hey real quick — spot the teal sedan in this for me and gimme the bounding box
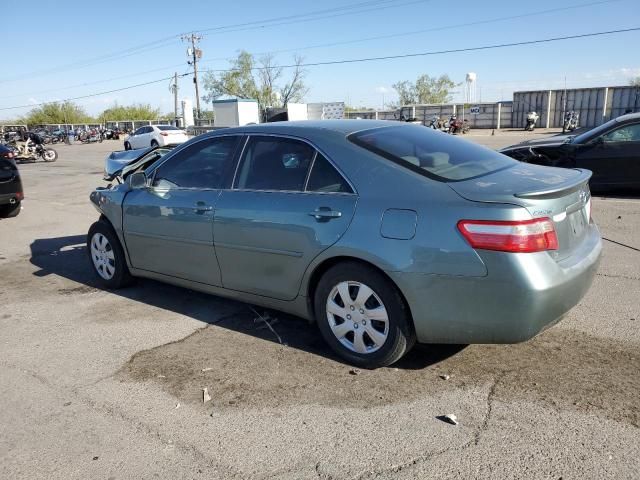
[88,121,601,368]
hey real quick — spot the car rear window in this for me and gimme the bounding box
[348,125,516,181]
[157,126,181,131]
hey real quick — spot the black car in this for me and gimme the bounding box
[501,113,640,192]
[0,145,23,218]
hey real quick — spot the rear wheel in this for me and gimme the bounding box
[0,201,21,218]
[314,262,415,368]
[124,141,131,150]
[87,221,133,289]
[150,140,159,147]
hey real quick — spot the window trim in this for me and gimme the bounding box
[149,134,243,191]
[230,133,356,195]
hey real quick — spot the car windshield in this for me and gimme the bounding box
[157,126,181,131]
[348,125,516,181]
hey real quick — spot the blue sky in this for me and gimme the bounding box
[1,0,639,119]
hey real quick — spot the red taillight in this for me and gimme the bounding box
[160,132,169,136]
[2,151,15,159]
[457,218,558,253]
[15,191,24,201]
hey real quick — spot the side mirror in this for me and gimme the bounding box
[592,136,605,146]
[128,172,147,189]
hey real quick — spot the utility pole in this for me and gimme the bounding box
[171,72,179,126]
[181,33,202,120]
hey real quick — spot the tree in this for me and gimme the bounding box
[202,51,308,109]
[392,74,458,106]
[98,103,160,122]
[20,101,92,125]
[630,77,640,87]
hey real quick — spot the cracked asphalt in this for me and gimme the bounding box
[1,131,638,479]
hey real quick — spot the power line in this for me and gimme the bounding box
[7,0,621,101]
[0,0,417,83]
[2,27,638,112]
[199,27,640,73]
[219,0,622,60]
[0,74,189,111]
[194,0,427,36]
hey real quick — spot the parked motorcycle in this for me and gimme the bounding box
[447,115,470,134]
[79,128,103,144]
[525,111,539,131]
[563,111,579,133]
[427,115,448,131]
[9,132,58,162]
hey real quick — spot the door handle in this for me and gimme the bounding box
[309,207,342,221]
[193,201,213,213]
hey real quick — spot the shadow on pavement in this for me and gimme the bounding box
[29,234,465,371]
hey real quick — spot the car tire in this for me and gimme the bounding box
[150,140,159,147]
[87,221,133,289]
[124,141,131,150]
[0,201,21,218]
[314,262,416,369]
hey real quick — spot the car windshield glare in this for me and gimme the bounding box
[348,125,516,181]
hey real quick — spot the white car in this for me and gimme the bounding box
[124,125,188,150]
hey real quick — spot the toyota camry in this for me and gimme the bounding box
[88,120,601,368]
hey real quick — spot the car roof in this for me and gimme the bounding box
[205,119,401,137]
[615,112,640,122]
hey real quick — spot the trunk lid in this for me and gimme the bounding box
[448,163,592,261]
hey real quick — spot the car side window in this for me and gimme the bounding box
[234,136,315,191]
[306,154,353,193]
[602,123,640,143]
[152,136,240,190]
[133,127,144,136]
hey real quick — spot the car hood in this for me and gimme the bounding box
[104,148,153,180]
[500,135,573,152]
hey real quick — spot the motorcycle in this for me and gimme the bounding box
[427,115,448,131]
[9,133,58,163]
[563,111,579,133]
[525,111,539,131]
[447,115,470,134]
[79,128,103,144]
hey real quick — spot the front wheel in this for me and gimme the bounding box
[87,221,133,289]
[314,262,415,368]
[42,149,58,162]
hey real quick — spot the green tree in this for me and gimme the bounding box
[630,76,640,87]
[202,51,307,109]
[391,74,458,106]
[20,101,93,125]
[98,103,160,122]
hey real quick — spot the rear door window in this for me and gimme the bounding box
[348,125,516,181]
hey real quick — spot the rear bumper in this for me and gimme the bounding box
[0,191,21,206]
[388,223,602,344]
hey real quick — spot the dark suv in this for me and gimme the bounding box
[0,145,23,218]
